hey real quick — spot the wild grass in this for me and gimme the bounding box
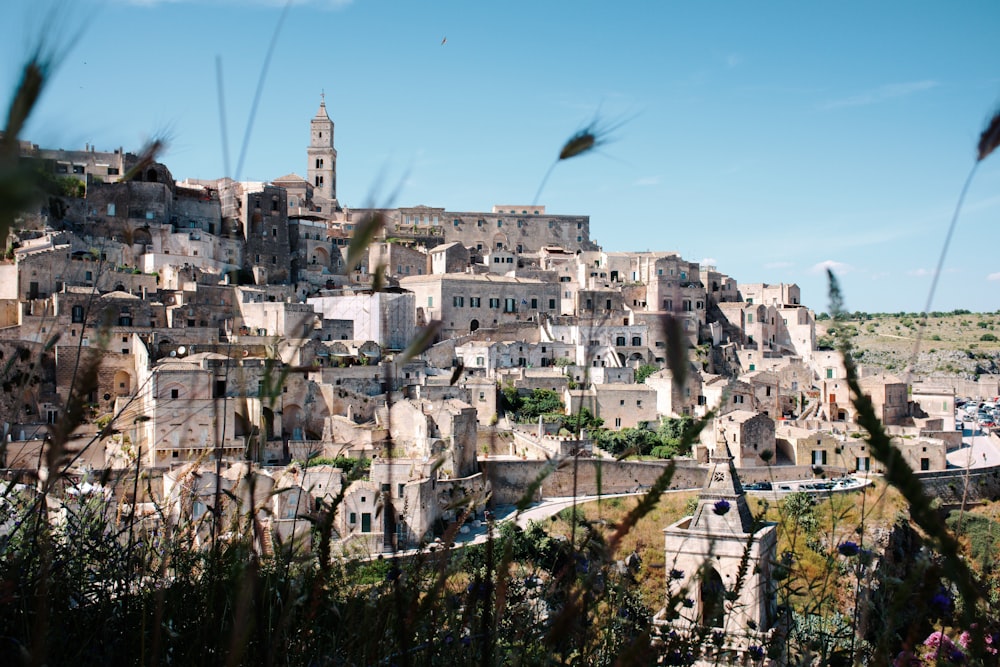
[4,13,1000,667]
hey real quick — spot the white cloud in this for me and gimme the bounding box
[633,176,659,187]
[907,268,933,277]
[820,80,939,110]
[988,272,1000,281]
[810,260,853,275]
[700,257,717,267]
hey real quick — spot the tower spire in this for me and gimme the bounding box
[688,442,756,534]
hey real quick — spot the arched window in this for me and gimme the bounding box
[700,567,726,628]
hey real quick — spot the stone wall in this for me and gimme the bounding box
[480,459,706,505]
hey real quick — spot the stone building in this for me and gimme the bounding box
[644,365,703,418]
[17,140,130,188]
[346,203,595,255]
[428,242,470,275]
[653,445,779,663]
[307,291,414,350]
[370,241,428,280]
[241,185,291,284]
[399,273,560,338]
[714,410,776,467]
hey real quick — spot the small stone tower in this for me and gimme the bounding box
[653,444,780,663]
[307,94,337,212]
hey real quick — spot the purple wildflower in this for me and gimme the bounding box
[670,568,685,580]
[682,597,694,608]
[747,645,765,660]
[713,499,731,516]
[930,588,954,618]
[837,541,860,557]
[949,648,966,663]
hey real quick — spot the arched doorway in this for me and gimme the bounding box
[700,567,725,628]
[262,407,276,440]
[113,370,132,397]
[282,404,302,440]
[470,319,479,332]
[313,246,330,266]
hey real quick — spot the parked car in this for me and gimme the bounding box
[744,481,772,491]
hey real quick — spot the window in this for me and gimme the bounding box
[548,299,556,309]
[857,457,870,471]
[349,512,356,524]
[361,513,372,533]
[504,298,516,313]
[497,220,503,227]
[616,336,626,346]
[85,271,93,281]
[747,313,754,324]
[453,296,464,307]
[470,297,481,307]
[663,299,672,310]
[615,417,622,428]
[72,305,84,323]
[826,368,834,379]
[476,356,485,366]
[733,395,745,404]
[171,389,179,399]
[632,336,641,346]
[812,450,827,465]
[530,298,538,309]
[489,298,500,308]
[428,296,433,308]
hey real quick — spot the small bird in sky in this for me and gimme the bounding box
[441,37,447,45]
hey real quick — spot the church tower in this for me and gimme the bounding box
[307,94,337,212]
[653,444,781,664]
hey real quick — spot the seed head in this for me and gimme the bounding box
[978,109,1000,162]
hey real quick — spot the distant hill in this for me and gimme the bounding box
[816,311,1000,378]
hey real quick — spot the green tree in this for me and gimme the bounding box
[518,388,564,420]
[634,363,658,384]
[561,406,603,434]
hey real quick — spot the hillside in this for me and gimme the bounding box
[816,312,1000,379]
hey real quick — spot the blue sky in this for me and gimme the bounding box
[4,0,1000,313]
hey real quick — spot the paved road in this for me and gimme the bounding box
[946,426,1000,469]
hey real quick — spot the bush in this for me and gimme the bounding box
[980,333,998,342]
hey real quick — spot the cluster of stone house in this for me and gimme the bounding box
[0,98,961,554]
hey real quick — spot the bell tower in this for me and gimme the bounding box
[307,93,337,212]
[652,444,782,663]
